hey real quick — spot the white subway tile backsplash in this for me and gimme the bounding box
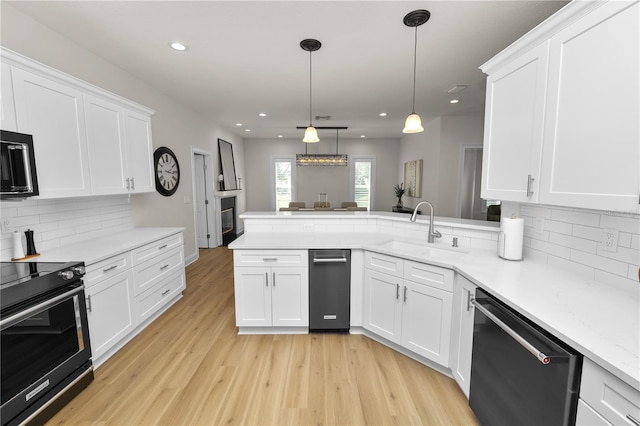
[572,224,602,241]
[570,250,629,277]
[530,239,571,259]
[544,219,573,235]
[550,208,600,227]
[596,246,640,267]
[0,195,133,261]
[600,214,640,234]
[618,232,632,248]
[548,233,597,254]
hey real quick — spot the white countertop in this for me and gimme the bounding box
[229,231,640,391]
[22,227,185,265]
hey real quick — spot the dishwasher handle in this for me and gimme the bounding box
[472,298,551,365]
[313,257,347,264]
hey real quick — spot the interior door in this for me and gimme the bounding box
[194,154,210,248]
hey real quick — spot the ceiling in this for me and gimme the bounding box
[6,1,568,140]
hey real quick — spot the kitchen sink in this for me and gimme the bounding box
[376,239,468,261]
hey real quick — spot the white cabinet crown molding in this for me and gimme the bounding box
[0,47,155,117]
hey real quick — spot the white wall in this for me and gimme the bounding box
[244,137,400,211]
[398,115,485,217]
[1,4,246,263]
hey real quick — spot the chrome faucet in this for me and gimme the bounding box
[410,201,442,243]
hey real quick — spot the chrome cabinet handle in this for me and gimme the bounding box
[396,283,400,300]
[466,291,474,312]
[86,295,92,313]
[126,177,130,190]
[160,264,169,270]
[103,265,118,273]
[403,286,408,302]
[526,174,535,197]
[472,299,551,365]
[131,177,135,191]
[263,258,277,262]
[265,272,268,287]
[272,272,276,287]
[627,415,640,426]
[161,289,171,296]
[158,244,168,250]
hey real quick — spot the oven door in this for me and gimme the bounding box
[1,285,92,425]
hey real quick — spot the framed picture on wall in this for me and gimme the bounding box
[404,159,422,198]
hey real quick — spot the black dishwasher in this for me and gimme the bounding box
[308,249,350,332]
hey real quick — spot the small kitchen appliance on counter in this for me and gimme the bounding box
[0,261,93,426]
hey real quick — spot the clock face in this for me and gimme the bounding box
[154,147,180,196]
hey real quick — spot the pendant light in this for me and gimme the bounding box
[402,10,430,134]
[300,39,321,143]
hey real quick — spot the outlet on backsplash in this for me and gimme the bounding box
[600,228,619,253]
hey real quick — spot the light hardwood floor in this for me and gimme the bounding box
[48,247,478,425]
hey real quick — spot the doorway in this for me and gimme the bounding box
[457,145,486,220]
[191,148,216,251]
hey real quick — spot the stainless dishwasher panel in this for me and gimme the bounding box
[308,249,351,332]
[469,288,582,426]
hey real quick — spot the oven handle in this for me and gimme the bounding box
[471,299,551,365]
[0,286,84,330]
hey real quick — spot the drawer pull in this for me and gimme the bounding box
[628,415,640,426]
[160,264,169,270]
[103,265,118,273]
[265,272,269,287]
[161,289,171,296]
[86,296,92,312]
[396,283,400,300]
[158,244,168,250]
[262,257,277,262]
[403,285,408,302]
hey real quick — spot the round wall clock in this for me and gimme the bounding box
[154,147,180,196]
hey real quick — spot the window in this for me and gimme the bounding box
[271,156,296,210]
[350,156,375,210]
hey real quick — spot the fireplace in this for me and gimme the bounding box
[220,196,237,246]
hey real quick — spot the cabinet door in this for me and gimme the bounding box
[1,63,17,131]
[271,267,308,327]
[540,1,640,213]
[481,42,549,203]
[363,269,402,343]
[450,275,476,398]
[84,94,128,195]
[123,110,154,193]
[85,269,136,360]
[401,280,453,366]
[234,267,271,327]
[12,68,91,197]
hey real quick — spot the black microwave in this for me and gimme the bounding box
[1,130,39,199]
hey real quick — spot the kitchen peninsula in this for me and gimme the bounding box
[229,210,640,414]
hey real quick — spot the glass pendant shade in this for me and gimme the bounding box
[402,113,424,133]
[303,126,320,143]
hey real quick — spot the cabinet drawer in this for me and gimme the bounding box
[132,233,183,265]
[364,251,403,278]
[85,252,133,286]
[233,250,308,267]
[580,358,640,426]
[576,399,612,426]
[134,270,185,324]
[404,260,454,292]
[133,247,184,296]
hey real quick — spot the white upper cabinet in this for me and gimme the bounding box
[2,47,155,199]
[123,110,154,193]
[539,0,639,212]
[481,42,549,203]
[481,0,639,213]
[12,67,92,198]
[84,95,154,195]
[1,63,17,131]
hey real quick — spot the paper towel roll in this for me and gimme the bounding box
[498,216,524,261]
[12,231,25,260]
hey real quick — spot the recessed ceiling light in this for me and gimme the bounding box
[450,99,460,104]
[379,112,388,117]
[258,113,267,117]
[244,129,251,132]
[277,135,284,138]
[169,42,188,51]
[360,135,366,138]
[236,123,243,127]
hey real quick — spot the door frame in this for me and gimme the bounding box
[191,146,217,259]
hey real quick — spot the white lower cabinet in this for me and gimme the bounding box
[85,269,135,361]
[233,250,309,329]
[83,231,185,366]
[449,274,477,398]
[363,251,454,367]
[578,357,640,426]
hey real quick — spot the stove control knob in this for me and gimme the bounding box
[59,270,75,280]
[73,266,86,276]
